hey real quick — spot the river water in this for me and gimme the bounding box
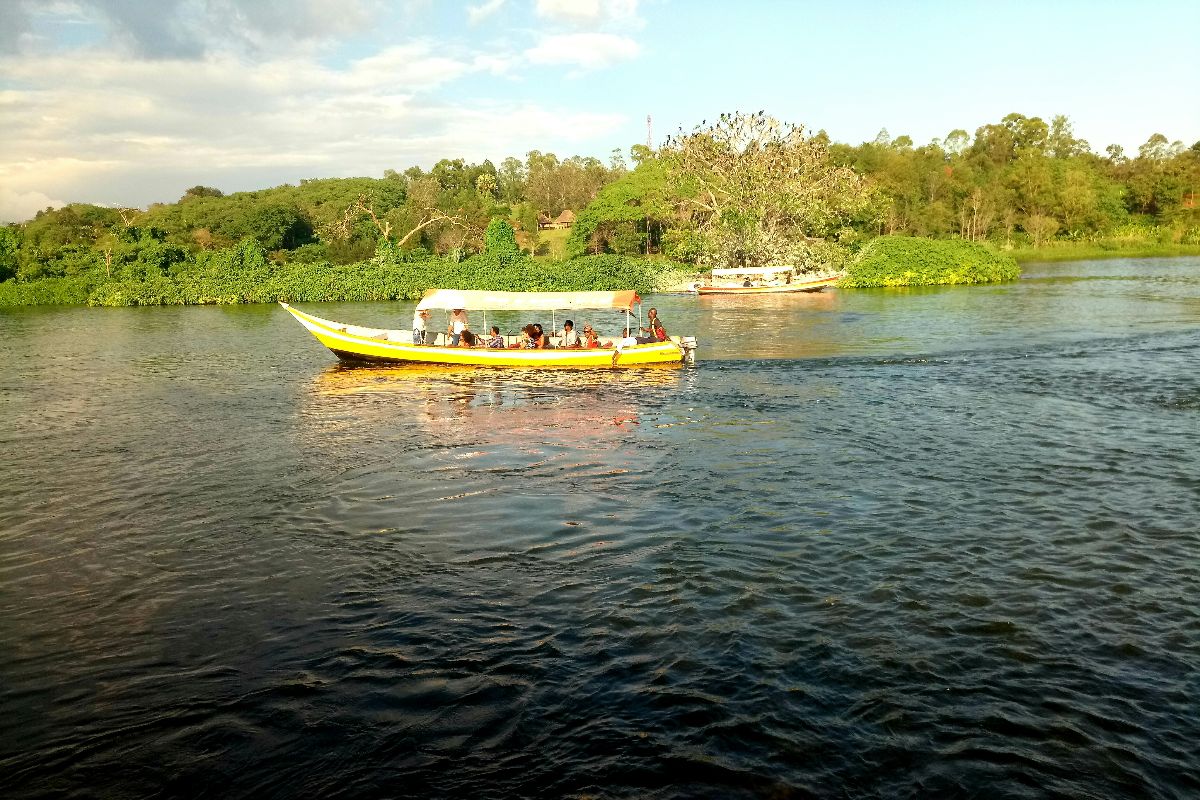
[2,257,1198,799]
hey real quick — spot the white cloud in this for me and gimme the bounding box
[0,39,629,211]
[346,43,476,89]
[525,32,638,69]
[0,187,65,224]
[467,0,506,25]
[535,0,641,29]
[5,0,380,59]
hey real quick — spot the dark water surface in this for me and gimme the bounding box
[2,258,1199,799]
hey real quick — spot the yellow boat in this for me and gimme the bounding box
[280,289,698,368]
[693,266,840,295]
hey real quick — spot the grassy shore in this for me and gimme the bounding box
[1007,242,1200,263]
[532,227,571,260]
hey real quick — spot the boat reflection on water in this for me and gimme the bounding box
[696,288,837,311]
[310,362,686,398]
[302,363,688,449]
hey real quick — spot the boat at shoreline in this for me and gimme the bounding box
[281,289,698,368]
[692,266,841,295]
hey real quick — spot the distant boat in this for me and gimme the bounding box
[281,289,698,368]
[692,266,840,295]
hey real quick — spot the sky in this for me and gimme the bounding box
[1,0,1198,223]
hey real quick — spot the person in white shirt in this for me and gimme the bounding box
[412,308,431,344]
[559,320,581,348]
[447,308,468,346]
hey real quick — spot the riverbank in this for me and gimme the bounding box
[6,238,1200,308]
[1009,242,1200,262]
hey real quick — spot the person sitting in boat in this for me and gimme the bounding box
[532,323,548,349]
[559,320,581,349]
[459,329,479,347]
[518,323,541,349]
[412,308,431,345]
[639,308,662,339]
[652,321,668,342]
[582,325,614,348]
[486,326,504,348]
[626,325,654,345]
[447,308,469,346]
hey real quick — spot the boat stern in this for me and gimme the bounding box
[679,336,698,365]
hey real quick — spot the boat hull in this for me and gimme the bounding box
[695,278,837,295]
[281,303,687,368]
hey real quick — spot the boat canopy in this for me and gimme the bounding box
[416,289,641,312]
[710,266,794,277]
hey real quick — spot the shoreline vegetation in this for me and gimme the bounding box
[1007,242,1200,263]
[3,110,1197,308]
[5,233,1198,309]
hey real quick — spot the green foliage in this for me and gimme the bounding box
[140,177,402,255]
[841,236,1020,288]
[825,114,1200,248]
[657,112,881,269]
[0,227,19,281]
[0,275,98,306]
[181,186,224,201]
[483,218,520,261]
[7,111,1197,306]
[0,236,681,307]
[568,160,669,258]
[223,202,312,250]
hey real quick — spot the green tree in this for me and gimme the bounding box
[483,218,520,262]
[660,111,880,269]
[0,226,21,281]
[180,185,224,201]
[223,202,313,250]
[1048,115,1090,158]
[568,159,670,257]
[1024,214,1059,246]
[475,173,498,198]
[497,157,526,203]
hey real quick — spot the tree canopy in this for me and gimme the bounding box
[3,109,1198,300]
[660,111,881,269]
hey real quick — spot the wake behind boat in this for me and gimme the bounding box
[281,289,698,368]
[692,266,841,295]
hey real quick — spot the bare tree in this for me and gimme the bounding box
[333,194,480,250]
[660,111,881,269]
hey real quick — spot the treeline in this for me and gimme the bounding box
[0,221,690,307]
[1,111,1197,306]
[830,114,1200,245]
[569,113,1200,258]
[0,147,627,285]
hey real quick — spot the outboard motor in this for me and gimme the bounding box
[679,336,698,365]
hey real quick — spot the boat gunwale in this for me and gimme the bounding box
[280,302,688,367]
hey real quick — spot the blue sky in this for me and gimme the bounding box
[1,0,1197,222]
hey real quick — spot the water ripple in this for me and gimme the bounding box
[3,261,1200,798]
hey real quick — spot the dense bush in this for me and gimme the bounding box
[0,275,98,306]
[841,236,1020,288]
[0,235,685,307]
[483,218,521,261]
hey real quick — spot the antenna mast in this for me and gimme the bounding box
[646,115,652,150]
